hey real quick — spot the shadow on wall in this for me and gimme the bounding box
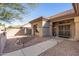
[25,28,32,35]
[42,20,50,37]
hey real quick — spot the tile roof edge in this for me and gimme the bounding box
[47,9,75,19]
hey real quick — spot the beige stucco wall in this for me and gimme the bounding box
[49,21,53,36]
[31,20,43,37]
[70,19,75,40]
[74,16,79,41]
[31,18,50,37]
[42,20,50,37]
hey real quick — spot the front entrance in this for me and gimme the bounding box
[58,24,70,38]
[52,22,58,37]
[52,20,71,38]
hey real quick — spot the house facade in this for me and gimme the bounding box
[29,3,79,41]
[48,9,76,41]
[30,17,50,37]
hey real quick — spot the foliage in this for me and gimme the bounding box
[0,3,38,23]
[0,23,5,26]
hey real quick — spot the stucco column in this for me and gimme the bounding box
[31,25,34,36]
[49,21,52,37]
[74,16,79,41]
[24,28,26,34]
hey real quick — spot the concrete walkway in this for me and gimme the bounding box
[3,39,58,56]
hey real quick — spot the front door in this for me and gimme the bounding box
[52,22,57,37]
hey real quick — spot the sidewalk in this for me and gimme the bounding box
[3,39,58,56]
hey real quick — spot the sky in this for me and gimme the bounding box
[6,3,73,26]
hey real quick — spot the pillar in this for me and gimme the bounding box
[74,16,79,41]
[49,21,52,37]
[31,25,34,36]
[24,28,26,34]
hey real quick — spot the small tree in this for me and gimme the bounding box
[0,3,38,32]
[0,3,38,23]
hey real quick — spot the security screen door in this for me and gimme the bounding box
[58,24,70,38]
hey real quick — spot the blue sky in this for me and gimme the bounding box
[7,3,73,26]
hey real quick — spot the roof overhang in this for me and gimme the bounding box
[48,9,75,21]
[29,16,46,23]
[72,3,79,16]
[29,16,43,23]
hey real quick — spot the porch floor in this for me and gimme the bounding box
[40,40,79,56]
